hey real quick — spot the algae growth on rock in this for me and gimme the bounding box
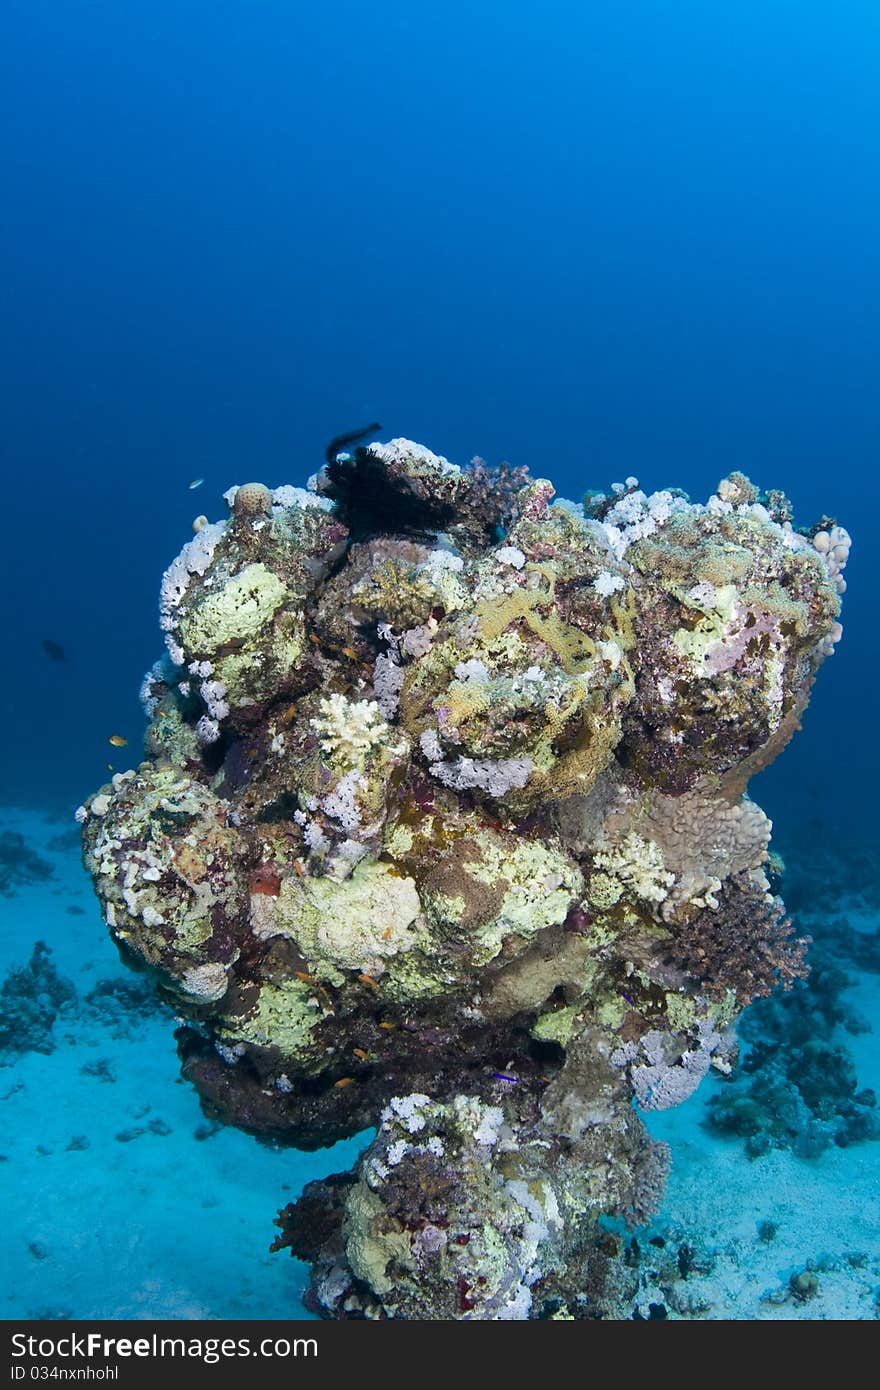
[79,438,849,1319]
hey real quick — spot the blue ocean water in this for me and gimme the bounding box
[1,1,878,1319]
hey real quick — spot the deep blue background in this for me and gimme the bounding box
[2,1,877,847]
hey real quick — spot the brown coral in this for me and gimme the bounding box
[662,874,809,1005]
[233,482,273,518]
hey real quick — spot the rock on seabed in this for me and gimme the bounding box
[80,441,849,1319]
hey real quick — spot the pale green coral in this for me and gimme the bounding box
[219,978,321,1054]
[663,986,738,1038]
[210,628,305,707]
[344,1185,414,1295]
[274,859,425,986]
[379,947,456,1002]
[145,697,202,767]
[349,549,468,630]
[177,562,289,655]
[531,1002,582,1046]
[468,834,581,947]
[594,992,630,1030]
[671,583,740,673]
[417,551,469,612]
[423,831,582,967]
[382,821,415,858]
[664,991,697,1033]
[586,871,624,909]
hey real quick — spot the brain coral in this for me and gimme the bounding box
[80,439,848,1319]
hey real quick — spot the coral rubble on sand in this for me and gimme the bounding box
[0,831,54,896]
[704,947,879,1159]
[0,942,76,1059]
[79,439,849,1319]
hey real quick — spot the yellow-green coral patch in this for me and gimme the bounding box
[178,562,289,655]
[276,860,424,985]
[220,978,321,1054]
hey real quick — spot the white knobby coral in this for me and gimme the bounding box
[589,831,674,906]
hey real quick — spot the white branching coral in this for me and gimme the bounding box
[310,694,390,769]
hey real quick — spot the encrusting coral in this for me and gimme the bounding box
[79,437,848,1319]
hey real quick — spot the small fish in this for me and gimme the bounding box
[188,478,205,491]
[339,646,360,661]
[378,1021,397,1031]
[294,970,318,985]
[106,763,114,772]
[333,1076,355,1088]
[41,639,66,662]
[352,1047,369,1061]
[357,973,381,991]
[493,1072,519,1084]
[108,734,128,747]
[324,422,382,466]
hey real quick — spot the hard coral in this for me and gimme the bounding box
[80,443,848,1319]
[663,874,808,1005]
[232,482,273,518]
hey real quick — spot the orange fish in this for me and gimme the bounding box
[333,1077,355,1088]
[357,973,381,991]
[108,734,128,748]
[352,1047,369,1061]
